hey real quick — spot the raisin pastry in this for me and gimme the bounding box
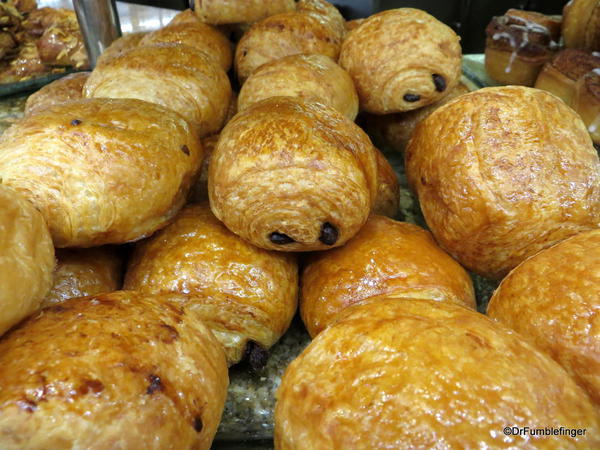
[339,8,462,114]
[24,72,89,116]
[124,203,298,366]
[276,298,600,448]
[0,291,228,450]
[238,53,358,120]
[0,99,203,247]
[209,97,378,251]
[572,69,600,144]
[373,149,400,218]
[406,86,600,279]
[84,44,232,137]
[488,229,600,405]
[193,0,296,25]
[300,215,475,337]
[0,184,54,336]
[562,0,600,50]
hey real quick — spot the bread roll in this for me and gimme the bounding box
[300,215,475,337]
[0,291,228,449]
[276,298,600,448]
[96,32,146,66]
[488,229,600,404]
[235,0,345,82]
[209,97,378,251]
[124,203,298,366]
[373,149,399,217]
[339,8,462,114]
[42,247,122,308]
[84,44,232,137]
[0,185,54,336]
[193,0,296,25]
[0,98,203,248]
[24,72,89,116]
[406,86,600,279]
[562,0,600,50]
[238,54,358,120]
[140,22,233,71]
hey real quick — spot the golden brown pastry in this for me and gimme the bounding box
[0,40,46,82]
[339,8,462,114]
[373,149,399,217]
[124,203,298,366]
[534,49,600,105]
[488,229,600,405]
[300,215,475,337]
[140,21,233,71]
[276,298,600,448]
[484,9,561,86]
[362,81,470,153]
[42,247,122,308]
[35,8,88,69]
[0,291,228,449]
[572,69,600,144]
[84,44,231,137]
[0,184,54,336]
[563,0,600,50]
[405,86,600,279]
[169,8,201,26]
[95,32,146,66]
[238,53,358,120]
[193,0,296,25]
[0,98,203,248]
[209,97,378,251]
[234,0,345,82]
[24,71,89,116]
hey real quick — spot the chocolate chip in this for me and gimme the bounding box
[269,231,294,244]
[432,74,446,92]
[180,145,190,156]
[71,119,81,126]
[403,93,420,102]
[244,341,269,371]
[319,222,338,245]
[193,416,203,432]
[146,374,164,395]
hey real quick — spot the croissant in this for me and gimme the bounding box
[372,149,399,217]
[95,32,146,66]
[0,98,203,248]
[0,291,228,449]
[562,0,600,50]
[24,72,89,116]
[488,229,600,405]
[339,8,462,114]
[276,298,600,448]
[300,215,475,337]
[193,0,296,25]
[42,247,123,308]
[209,97,378,251]
[124,203,298,366]
[238,54,358,120]
[406,86,600,279]
[84,44,232,137]
[0,184,54,336]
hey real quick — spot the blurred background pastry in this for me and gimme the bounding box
[372,149,400,217]
[572,69,600,145]
[23,70,88,115]
[562,0,600,50]
[193,0,296,25]
[94,32,146,66]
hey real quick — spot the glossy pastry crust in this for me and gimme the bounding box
[405,86,600,279]
[373,149,400,217]
[563,0,600,50]
[572,69,600,144]
[300,215,475,337]
[140,22,233,71]
[95,32,146,66]
[24,72,89,116]
[488,229,600,405]
[0,184,54,336]
[0,291,228,450]
[193,0,296,25]
[84,44,232,137]
[238,54,358,120]
[339,8,462,114]
[0,98,203,248]
[276,299,600,449]
[42,247,122,308]
[124,203,298,365]
[209,97,378,251]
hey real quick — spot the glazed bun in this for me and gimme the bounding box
[339,8,462,114]
[84,44,232,137]
[0,98,203,248]
[96,32,146,66]
[42,247,122,308]
[0,291,228,450]
[209,97,378,252]
[300,215,475,337]
[24,72,89,116]
[193,0,296,25]
[0,185,54,336]
[140,22,233,71]
[238,54,358,120]
[124,203,298,366]
[488,229,600,404]
[406,86,600,279]
[373,149,399,217]
[276,299,600,448]
[562,0,600,50]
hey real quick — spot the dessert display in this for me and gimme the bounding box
[562,0,600,50]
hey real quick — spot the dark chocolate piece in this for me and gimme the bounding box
[181,145,190,156]
[193,416,203,432]
[432,74,446,92]
[71,119,82,126]
[319,222,338,246]
[269,231,294,244]
[244,341,269,371]
[146,374,164,395]
[403,93,420,102]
